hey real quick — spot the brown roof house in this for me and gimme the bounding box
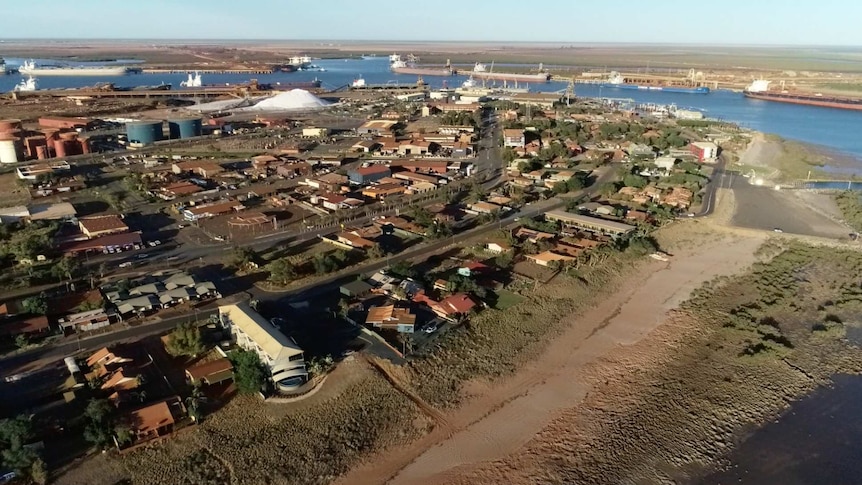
[124,398,183,444]
[365,305,417,333]
[79,215,128,239]
[185,358,234,386]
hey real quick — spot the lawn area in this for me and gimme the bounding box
[491,289,525,310]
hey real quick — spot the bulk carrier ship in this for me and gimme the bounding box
[19,60,129,76]
[743,79,862,111]
[599,70,709,94]
[390,54,456,76]
[469,62,551,83]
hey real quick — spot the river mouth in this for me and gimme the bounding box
[698,373,862,485]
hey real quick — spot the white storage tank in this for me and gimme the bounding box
[0,138,22,164]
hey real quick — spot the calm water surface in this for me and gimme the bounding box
[2,56,860,163]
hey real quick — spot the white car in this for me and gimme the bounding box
[423,324,439,334]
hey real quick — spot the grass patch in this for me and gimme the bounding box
[834,190,862,232]
[490,289,524,310]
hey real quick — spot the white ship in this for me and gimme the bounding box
[389,53,402,63]
[13,76,38,92]
[19,60,129,76]
[0,58,6,75]
[351,76,366,88]
[288,55,312,69]
[180,72,203,88]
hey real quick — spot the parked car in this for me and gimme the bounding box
[423,324,439,334]
[118,262,133,268]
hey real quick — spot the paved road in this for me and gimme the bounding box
[693,156,729,218]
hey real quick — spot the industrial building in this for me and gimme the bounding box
[348,164,391,185]
[126,120,165,145]
[167,117,203,139]
[690,141,719,161]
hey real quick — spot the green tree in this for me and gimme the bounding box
[165,322,205,357]
[387,260,416,279]
[83,399,114,448]
[114,425,133,446]
[268,258,298,286]
[0,415,37,475]
[185,386,204,423]
[232,246,258,269]
[14,334,28,349]
[52,256,80,282]
[367,243,384,259]
[30,457,48,485]
[21,295,47,315]
[623,173,648,189]
[229,349,267,394]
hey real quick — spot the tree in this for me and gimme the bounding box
[83,399,114,448]
[165,322,205,357]
[623,173,648,189]
[114,425,133,446]
[14,334,28,349]
[387,260,416,279]
[229,349,267,394]
[337,298,350,318]
[233,246,258,269]
[30,457,48,485]
[268,258,298,286]
[0,415,37,475]
[367,243,384,259]
[185,386,203,423]
[52,256,80,282]
[21,295,47,315]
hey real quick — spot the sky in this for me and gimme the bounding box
[4,0,862,46]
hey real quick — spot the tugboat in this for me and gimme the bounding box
[13,76,38,92]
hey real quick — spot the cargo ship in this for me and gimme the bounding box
[599,71,709,94]
[743,79,862,111]
[469,62,550,83]
[19,60,129,76]
[390,54,456,77]
[269,78,323,90]
[288,56,312,70]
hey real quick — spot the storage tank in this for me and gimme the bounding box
[168,117,202,139]
[0,137,23,164]
[0,119,22,134]
[53,139,66,158]
[126,120,164,145]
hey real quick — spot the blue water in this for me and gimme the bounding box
[2,56,861,162]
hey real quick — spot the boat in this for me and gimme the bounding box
[743,79,862,111]
[272,78,323,90]
[361,55,377,60]
[180,72,203,88]
[18,59,129,76]
[598,70,709,94]
[13,76,37,92]
[390,54,455,77]
[288,55,312,69]
[352,76,367,88]
[470,61,550,83]
[0,58,6,75]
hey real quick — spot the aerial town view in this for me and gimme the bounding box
[1,1,862,484]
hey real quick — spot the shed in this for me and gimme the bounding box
[340,280,373,298]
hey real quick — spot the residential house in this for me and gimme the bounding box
[158,181,202,200]
[366,305,417,333]
[79,215,128,239]
[185,358,234,386]
[377,137,401,156]
[0,315,50,337]
[348,164,391,185]
[503,129,525,148]
[219,302,308,389]
[452,141,472,158]
[357,120,398,136]
[514,227,556,244]
[336,232,376,249]
[469,201,502,214]
[302,127,328,138]
[408,181,436,194]
[362,183,405,200]
[655,156,677,171]
[458,261,491,277]
[625,210,650,223]
[340,280,374,298]
[397,140,436,156]
[526,251,577,267]
[306,172,348,193]
[663,186,694,208]
[352,140,381,153]
[389,159,449,174]
[172,161,225,178]
[125,399,180,442]
[548,170,575,183]
[276,161,312,178]
[58,308,111,334]
[429,293,476,320]
[182,200,244,222]
[393,171,439,185]
[87,346,135,374]
[486,241,513,253]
